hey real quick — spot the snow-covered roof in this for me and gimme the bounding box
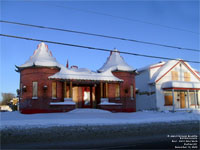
[98,49,134,72]
[162,81,200,89]
[149,60,179,83]
[18,42,60,68]
[149,59,200,83]
[137,61,165,72]
[49,65,123,82]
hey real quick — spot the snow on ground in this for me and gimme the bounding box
[0,109,199,129]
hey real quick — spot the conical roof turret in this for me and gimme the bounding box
[19,42,60,68]
[98,48,134,72]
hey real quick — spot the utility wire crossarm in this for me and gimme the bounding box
[0,20,199,52]
[0,33,199,64]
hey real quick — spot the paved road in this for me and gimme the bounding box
[1,121,199,149]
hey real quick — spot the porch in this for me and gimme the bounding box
[162,81,200,111]
[49,79,126,112]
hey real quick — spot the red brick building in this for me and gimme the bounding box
[16,43,137,114]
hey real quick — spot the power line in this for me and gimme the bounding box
[47,4,199,35]
[1,20,199,52]
[0,33,199,64]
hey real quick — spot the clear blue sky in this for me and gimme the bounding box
[0,0,199,100]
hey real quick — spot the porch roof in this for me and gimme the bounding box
[162,81,200,90]
[49,65,123,82]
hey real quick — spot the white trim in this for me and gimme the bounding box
[52,97,57,100]
[172,89,175,112]
[162,81,200,89]
[187,90,190,108]
[32,97,38,100]
[194,90,197,109]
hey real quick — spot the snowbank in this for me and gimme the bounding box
[68,108,111,114]
[0,109,199,129]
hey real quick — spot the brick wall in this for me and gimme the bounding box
[108,71,136,112]
[19,67,64,112]
[19,67,136,113]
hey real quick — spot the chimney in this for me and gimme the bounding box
[71,65,78,69]
[66,60,69,68]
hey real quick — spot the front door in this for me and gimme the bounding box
[82,87,92,108]
[180,92,186,108]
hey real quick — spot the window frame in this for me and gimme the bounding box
[32,81,38,99]
[52,81,57,99]
[184,72,191,82]
[130,85,134,100]
[115,83,120,99]
[171,71,178,81]
[164,91,173,106]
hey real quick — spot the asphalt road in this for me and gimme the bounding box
[1,120,199,149]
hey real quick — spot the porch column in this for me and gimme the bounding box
[187,90,190,108]
[105,82,108,98]
[100,82,103,98]
[69,81,73,98]
[63,81,66,99]
[194,90,197,109]
[90,86,93,108]
[172,89,175,112]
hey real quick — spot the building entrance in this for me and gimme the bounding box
[82,87,92,108]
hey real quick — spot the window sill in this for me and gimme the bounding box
[52,97,57,100]
[64,98,73,101]
[32,97,38,100]
[101,98,108,100]
[101,98,108,103]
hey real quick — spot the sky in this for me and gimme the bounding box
[0,0,199,100]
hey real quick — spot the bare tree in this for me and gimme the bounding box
[1,93,15,105]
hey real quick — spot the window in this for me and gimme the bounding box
[52,81,57,98]
[100,83,108,98]
[130,85,134,100]
[102,83,108,98]
[115,84,120,98]
[66,85,69,98]
[64,82,70,98]
[164,91,173,106]
[32,82,38,98]
[171,71,178,81]
[184,72,191,82]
